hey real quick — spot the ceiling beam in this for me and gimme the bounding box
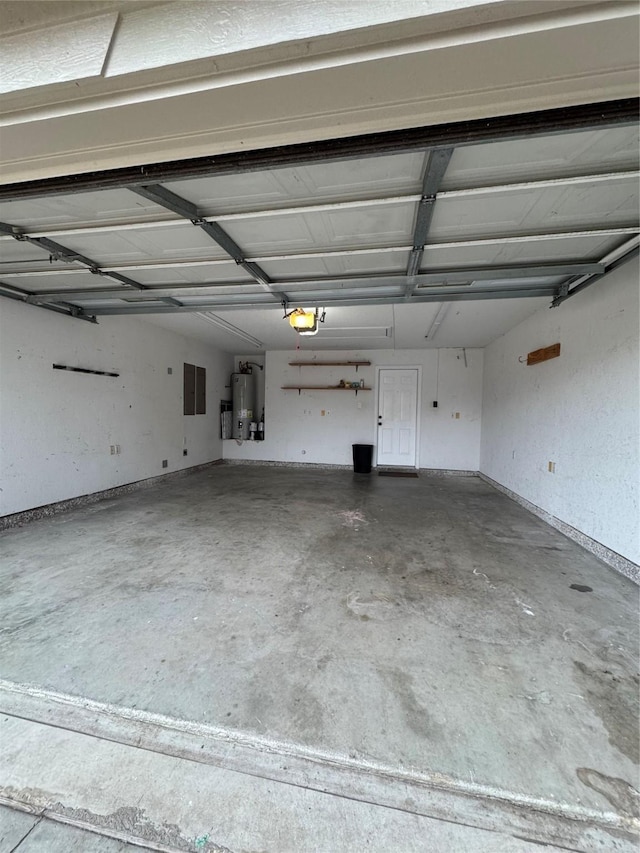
[407,148,453,280]
[0,224,103,272]
[130,184,276,293]
[76,285,561,315]
[551,240,640,307]
[130,184,200,221]
[0,99,636,201]
[23,263,603,305]
[0,280,97,322]
[28,285,267,303]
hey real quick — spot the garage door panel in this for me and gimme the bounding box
[443,126,640,189]
[224,205,414,254]
[54,226,229,264]
[164,152,424,214]
[430,182,639,241]
[420,235,631,270]
[0,189,168,231]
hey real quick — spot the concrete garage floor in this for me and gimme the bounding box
[0,465,638,851]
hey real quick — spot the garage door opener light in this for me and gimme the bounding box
[285,307,326,336]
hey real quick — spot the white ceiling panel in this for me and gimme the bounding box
[258,256,335,280]
[430,181,638,240]
[124,263,250,286]
[138,312,268,353]
[139,296,553,354]
[0,189,169,231]
[0,271,102,292]
[259,251,407,280]
[392,298,549,348]
[318,251,408,277]
[164,152,424,214]
[443,126,640,189]
[223,213,317,254]
[0,241,50,264]
[318,205,415,244]
[420,235,628,269]
[211,304,399,352]
[52,225,229,265]
[225,205,415,254]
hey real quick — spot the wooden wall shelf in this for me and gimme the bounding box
[282,385,371,395]
[288,360,371,371]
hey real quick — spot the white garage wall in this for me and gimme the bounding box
[480,258,640,565]
[0,299,233,516]
[224,348,483,470]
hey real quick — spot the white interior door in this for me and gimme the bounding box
[377,368,419,467]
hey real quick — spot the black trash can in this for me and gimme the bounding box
[352,443,374,474]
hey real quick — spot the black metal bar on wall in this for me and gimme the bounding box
[53,364,119,377]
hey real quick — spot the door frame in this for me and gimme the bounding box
[374,365,422,469]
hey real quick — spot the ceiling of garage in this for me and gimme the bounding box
[0,103,638,353]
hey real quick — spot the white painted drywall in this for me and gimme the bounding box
[223,348,482,470]
[0,298,233,516]
[480,257,640,564]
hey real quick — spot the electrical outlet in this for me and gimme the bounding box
[321,409,325,416]
[548,461,556,473]
[116,445,121,454]
[167,367,173,375]
[110,445,115,455]
[162,459,168,469]
[183,449,188,456]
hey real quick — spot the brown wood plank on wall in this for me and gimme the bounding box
[527,343,561,365]
[184,362,195,415]
[196,366,206,415]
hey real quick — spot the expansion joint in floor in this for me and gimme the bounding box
[0,679,637,853]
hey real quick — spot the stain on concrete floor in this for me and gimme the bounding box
[1,791,231,853]
[577,768,640,819]
[573,660,640,764]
